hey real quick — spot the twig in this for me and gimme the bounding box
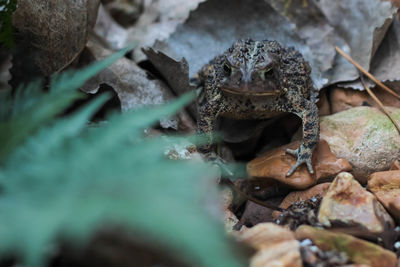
[360,76,400,134]
[220,178,284,212]
[335,46,400,100]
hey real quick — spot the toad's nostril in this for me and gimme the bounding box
[242,70,251,84]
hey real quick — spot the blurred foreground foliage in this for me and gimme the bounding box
[0,0,17,47]
[0,47,244,266]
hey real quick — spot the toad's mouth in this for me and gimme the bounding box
[220,86,281,96]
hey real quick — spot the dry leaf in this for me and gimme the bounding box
[12,0,100,75]
[370,16,400,91]
[148,0,320,85]
[128,0,206,62]
[266,0,357,86]
[81,36,194,130]
[103,0,143,27]
[93,4,129,50]
[145,0,397,94]
[316,0,396,70]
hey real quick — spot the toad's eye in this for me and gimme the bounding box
[223,63,232,75]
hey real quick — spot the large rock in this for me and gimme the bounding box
[320,106,400,183]
[368,170,400,222]
[235,223,301,267]
[318,172,394,238]
[295,225,398,267]
[247,140,352,190]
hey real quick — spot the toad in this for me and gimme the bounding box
[196,39,319,176]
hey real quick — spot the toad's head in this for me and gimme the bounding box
[220,39,281,96]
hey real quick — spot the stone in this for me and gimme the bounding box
[318,172,395,238]
[320,106,400,183]
[272,183,331,219]
[247,140,352,190]
[235,223,301,267]
[220,188,239,232]
[276,195,322,230]
[390,160,400,170]
[295,225,398,267]
[224,209,239,232]
[236,201,274,228]
[330,87,400,114]
[300,239,351,266]
[368,170,400,222]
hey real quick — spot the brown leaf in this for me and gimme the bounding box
[93,4,129,50]
[81,37,195,130]
[103,0,143,27]
[145,0,398,94]
[318,0,398,90]
[12,0,100,75]
[148,0,324,87]
[369,17,400,91]
[128,0,206,62]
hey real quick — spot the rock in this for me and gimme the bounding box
[390,160,400,170]
[272,183,331,219]
[236,201,274,228]
[295,225,398,267]
[220,188,239,232]
[278,183,331,210]
[300,238,350,266]
[330,87,400,114]
[235,223,301,267]
[368,170,400,222]
[276,195,323,230]
[247,140,352,190]
[224,209,239,232]
[320,106,400,183]
[318,172,395,238]
[234,179,290,200]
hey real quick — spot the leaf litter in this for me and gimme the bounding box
[4,1,400,266]
[80,36,194,130]
[145,0,398,92]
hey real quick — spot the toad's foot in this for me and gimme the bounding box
[285,145,314,177]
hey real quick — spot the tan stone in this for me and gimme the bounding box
[390,160,400,170]
[224,209,239,232]
[318,172,394,237]
[235,223,301,267]
[220,188,239,232]
[250,240,301,267]
[295,225,397,267]
[247,140,351,190]
[368,170,400,222]
[320,106,400,183]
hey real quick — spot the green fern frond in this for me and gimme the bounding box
[0,0,17,48]
[0,45,134,162]
[0,48,244,267]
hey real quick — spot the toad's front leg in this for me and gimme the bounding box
[197,98,222,153]
[286,98,319,176]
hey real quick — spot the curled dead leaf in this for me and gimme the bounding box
[12,0,100,75]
